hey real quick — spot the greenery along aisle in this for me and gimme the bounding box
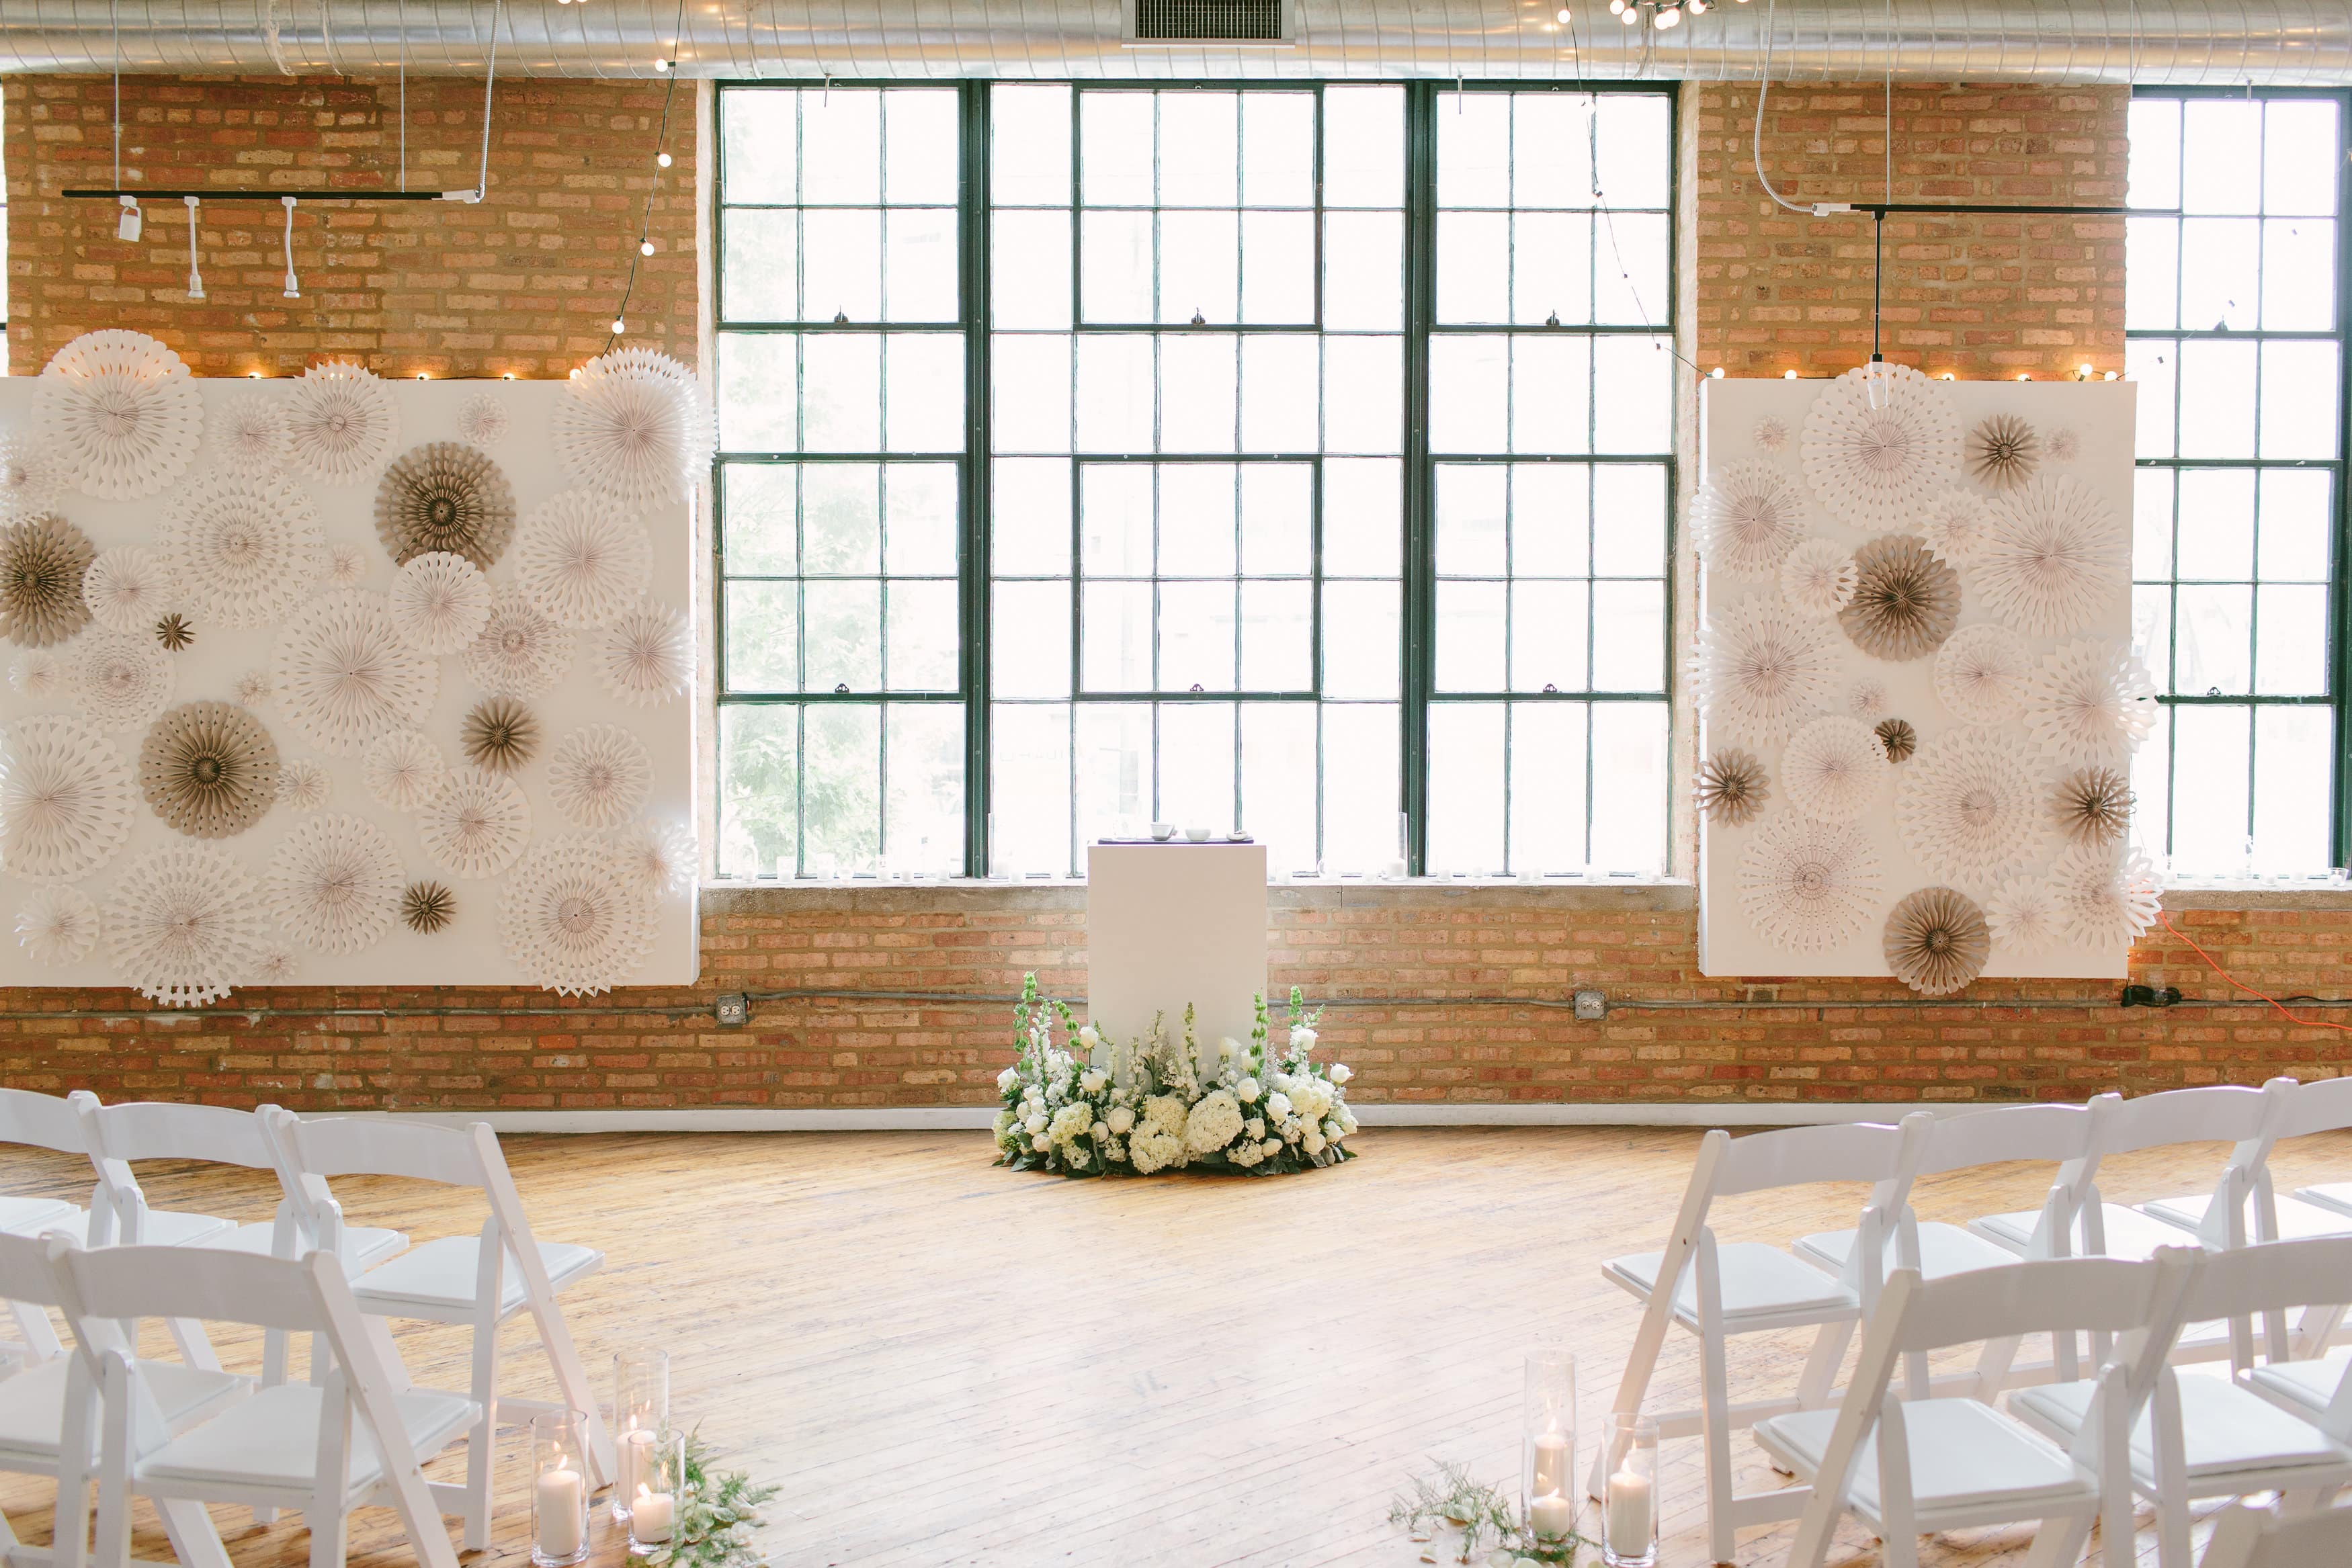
[993,976,1359,1177]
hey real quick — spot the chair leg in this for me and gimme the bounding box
[2019,1512,2097,1568]
[462,1317,503,1552]
[8,1299,62,1362]
[2155,1484,2193,1568]
[152,1501,233,1568]
[306,1501,349,1568]
[1699,1319,1737,1565]
[1794,1319,1855,1410]
[1882,1524,1921,1568]
[165,1319,221,1374]
[1587,1319,1667,1503]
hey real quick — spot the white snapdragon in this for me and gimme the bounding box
[1107,1104,1136,1135]
[1218,1037,1243,1059]
[1236,1076,1261,1103]
[1329,1062,1351,1084]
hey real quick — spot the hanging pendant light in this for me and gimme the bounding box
[281,196,301,299]
[182,196,204,300]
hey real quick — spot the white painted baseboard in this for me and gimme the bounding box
[371,1101,1986,1133]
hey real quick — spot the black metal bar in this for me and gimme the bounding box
[1836,202,2138,216]
[2332,89,2352,868]
[960,81,994,880]
[1401,80,1438,878]
[65,187,463,202]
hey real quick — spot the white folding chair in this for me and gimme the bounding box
[2142,1079,2352,1246]
[1767,1250,2201,1568]
[2013,1237,2352,1568]
[0,1090,96,1366]
[46,1239,473,1568]
[0,1231,248,1568]
[2201,1499,2352,1568]
[1590,1113,1933,1563]
[265,1111,611,1550]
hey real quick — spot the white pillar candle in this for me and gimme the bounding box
[630,1486,676,1544]
[1606,1467,1652,1554]
[1531,1432,1570,1496]
[1528,1491,1575,1540]
[536,1465,586,1558]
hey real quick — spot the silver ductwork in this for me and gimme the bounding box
[3,0,2351,82]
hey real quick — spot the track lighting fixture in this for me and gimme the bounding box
[183,196,204,300]
[117,195,141,243]
[282,195,301,299]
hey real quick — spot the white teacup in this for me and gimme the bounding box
[1148,822,1175,841]
[1184,826,1212,842]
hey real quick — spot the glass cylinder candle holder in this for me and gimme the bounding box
[612,1349,671,1522]
[1601,1413,1659,1568]
[530,1411,591,1568]
[626,1430,686,1557]
[1522,1348,1578,1547]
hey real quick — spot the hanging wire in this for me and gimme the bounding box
[601,0,691,353]
[474,0,501,200]
[397,0,407,191]
[1752,0,1811,215]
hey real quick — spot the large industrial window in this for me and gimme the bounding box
[2126,90,2348,877]
[714,83,1676,880]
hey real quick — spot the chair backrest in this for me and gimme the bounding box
[0,1230,64,1309]
[2091,1081,2286,1158]
[266,1113,495,1190]
[2275,1076,2352,1140]
[0,1087,90,1155]
[1888,1253,2193,1356]
[77,1098,280,1175]
[2200,1501,2352,1568]
[1914,1101,2097,1176]
[1710,1115,1933,1199]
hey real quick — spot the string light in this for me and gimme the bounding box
[612,317,627,335]
[1708,367,1724,378]
[640,240,656,257]
[600,0,687,355]
[1782,368,1798,380]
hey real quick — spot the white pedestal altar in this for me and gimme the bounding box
[1086,842,1269,1067]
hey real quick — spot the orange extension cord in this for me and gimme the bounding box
[2156,912,2352,1034]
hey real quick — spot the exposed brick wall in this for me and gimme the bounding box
[1687,81,2128,378]
[4,73,696,377]
[1,889,2346,1112]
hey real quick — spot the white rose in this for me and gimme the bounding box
[1030,1133,1051,1151]
[1236,1077,1261,1102]
[1302,1127,1327,1156]
[1259,1138,1282,1158]
[1078,1025,1103,1049]
[1091,1121,1110,1140]
[1246,1117,1266,1139]
[996,1067,1020,1092]
[1291,1025,1318,1051]
[1266,1092,1293,1119]
[1081,1070,1107,1095]
[1107,1105,1136,1135]
[1219,1037,1243,1058]
[1330,1063,1352,1084]
[1023,1113,1048,1136]
[1324,1117,1346,1141]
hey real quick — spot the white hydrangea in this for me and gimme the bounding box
[1143,1094,1189,1138]
[1230,1141,1265,1168]
[1245,1117,1265,1140]
[1050,1102,1093,1143]
[1130,1129,1185,1174]
[1184,1089,1246,1156]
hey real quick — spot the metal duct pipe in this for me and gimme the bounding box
[3,0,2350,82]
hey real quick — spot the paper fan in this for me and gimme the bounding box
[548,724,652,829]
[1779,537,1857,619]
[8,649,65,701]
[1984,877,2064,952]
[138,701,280,839]
[15,884,98,966]
[553,353,714,506]
[83,546,172,634]
[2052,842,2164,949]
[1883,886,1991,996]
[36,330,204,500]
[2046,427,2082,464]
[1689,595,1841,750]
[419,765,532,879]
[1974,476,2126,638]
[2052,765,2134,848]
[513,490,650,627]
[277,756,331,813]
[71,629,175,732]
[1919,489,1992,565]
[499,833,657,996]
[327,544,370,587]
[0,431,66,523]
[599,603,691,707]
[388,550,492,654]
[1798,363,1961,530]
[612,819,695,896]
[158,470,327,628]
[1839,533,1960,662]
[1966,413,2041,493]
[233,669,274,709]
[270,590,439,756]
[1934,623,2033,726]
[0,514,94,648]
[251,946,300,984]
[1694,748,1770,828]
[0,712,137,881]
[403,880,456,934]
[1874,717,1917,763]
[1896,724,2048,887]
[464,583,575,699]
[1847,677,1888,720]
[214,392,288,474]
[374,441,515,570]
[103,843,274,1007]
[363,728,449,812]
[460,695,540,775]
[1735,814,1884,953]
[1692,460,1806,580]
[458,392,510,448]
[284,361,398,483]
[266,812,403,956]
[2021,639,2158,767]
[1779,714,1888,824]
[1752,416,1789,453]
[153,613,195,652]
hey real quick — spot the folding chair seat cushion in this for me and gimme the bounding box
[2243,1348,2352,1419]
[138,1383,479,1494]
[2011,1374,2352,1483]
[190,1220,408,1274]
[0,1356,246,1465]
[1755,1398,2092,1518]
[0,1196,75,1235]
[1603,1243,1854,1327]
[1973,1201,2203,1260]
[1794,1221,2019,1281]
[2139,1192,2352,1241]
[351,1235,601,1317]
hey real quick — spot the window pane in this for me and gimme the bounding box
[883,91,958,206]
[994,85,1073,208]
[722,464,797,574]
[718,332,800,453]
[993,335,1073,455]
[2258,469,2331,580]
[721,210,798,321]
[886,334,965,452]
[1241,704,1316,875]
[2254,705,2332,873]
[719,704,798,877]
[2177,339,2257,459]
[885,208,958,322]
[2254,584,2327,696]
[2259,339,2339,460]
[802,208,882,322]
[802,335,881,451]
[995,582,1071,699]
[723,582,799,693]
[805,579,882,691]
[1429,703,1505,873]
[722,91,798,205]
[1325,211,1404,331]
[886,580,960,691]
[802,705,882,874]
[1510,703,1589,873]
[1323,87,1403,209]
[994,458,1072,575]
[1590,701,1667,873]
[2170,704,2251,873]
[884,703,964,874]
[1323,582,1400,700]
[992,703,1071,875]
[2128,97,2181,210]
[1323,703,1400,872]
[2264,99,2339,216]
[1159,701,1236,832]
[2126,218,2178,332]
[1323,337,1402,455]
[2183,99,2262,216]
[2179,217,2258,333]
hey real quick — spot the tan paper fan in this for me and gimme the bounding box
[1884,885,1991,996]
[138,701,280,838]
[461,695,541,775]
[1966,413,2041,492]
[1695,748,1770,827]
[0,513,94,648]
[2053,766,2133,847]
[402,880,456,934]
[1874,718,1917,763]
[374,442,516,569]
[153,613,195,652]
[1839,533,1961,662]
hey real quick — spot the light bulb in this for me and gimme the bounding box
[1940,372,1956,381]
[417,372,429,380]
[2078,362,2094,379]
[1620,5,1639,21]
[1782,369,1798,380]
[612,318,627,334]
[657,151,673,169]
[640,239,656,257]
[2017,372,2031,381]
[248,369,261,378]
[1689,0,1706,11]
[1654,5,1679,26]
[2103,370,2118,381]
[1708,366,1724,378]
[1557,5,1571,18]
[653,58,669,72]
[503,372,516,380]
[1608,0,1625,9]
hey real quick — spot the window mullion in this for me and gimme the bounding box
[961,81,994,879]
[1401,81,1439,877]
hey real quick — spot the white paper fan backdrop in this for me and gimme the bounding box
[465,584,574,698]
[283,361,398,483]
[35,331,205,501]
[1934,622,2033,726]
[388,550,492,654]
[72,630,174,732]
[2052,842,2165,949]
[267,813,404,956]
[1973,475,2126,638]
[548,724,652,829]
[1779,715,1888,824]
[1985,876,2064,951]
[2021,639,2158,767]
[1689,595,1841,750]
[0,431,65,523]
[271,590,439,756]
[1798,364,1961,531]
[513,490,652,627]
[552,351,714,506]
[103,842,275,1006]
[214,392,287,474]
[599,603,691,707]
[15,883,99,966]
[1779,537,1857,619]
[1895,725,2048,887]
[0,711,138,881]
[81,546,173,634]
[1736,814,1884,953]
[614,819,695,896]
[419,765,532,879]
[363,728,448,812]
[499,834,657,995]
[1691,460,1807,580]
[159,470,327,628]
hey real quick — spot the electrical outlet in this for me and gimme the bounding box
[1572,989,1608,1021]
[714,992,750,1027]
[2119,984,2183,1009]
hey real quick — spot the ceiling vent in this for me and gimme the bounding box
[1124,0,1294,45]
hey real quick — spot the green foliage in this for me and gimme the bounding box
[1387,1460,1591,1566]
[640,1433,780,1568]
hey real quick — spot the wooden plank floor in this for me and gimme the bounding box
[5,1124,2349,1568]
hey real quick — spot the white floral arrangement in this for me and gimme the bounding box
[993,974,1359,1178]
